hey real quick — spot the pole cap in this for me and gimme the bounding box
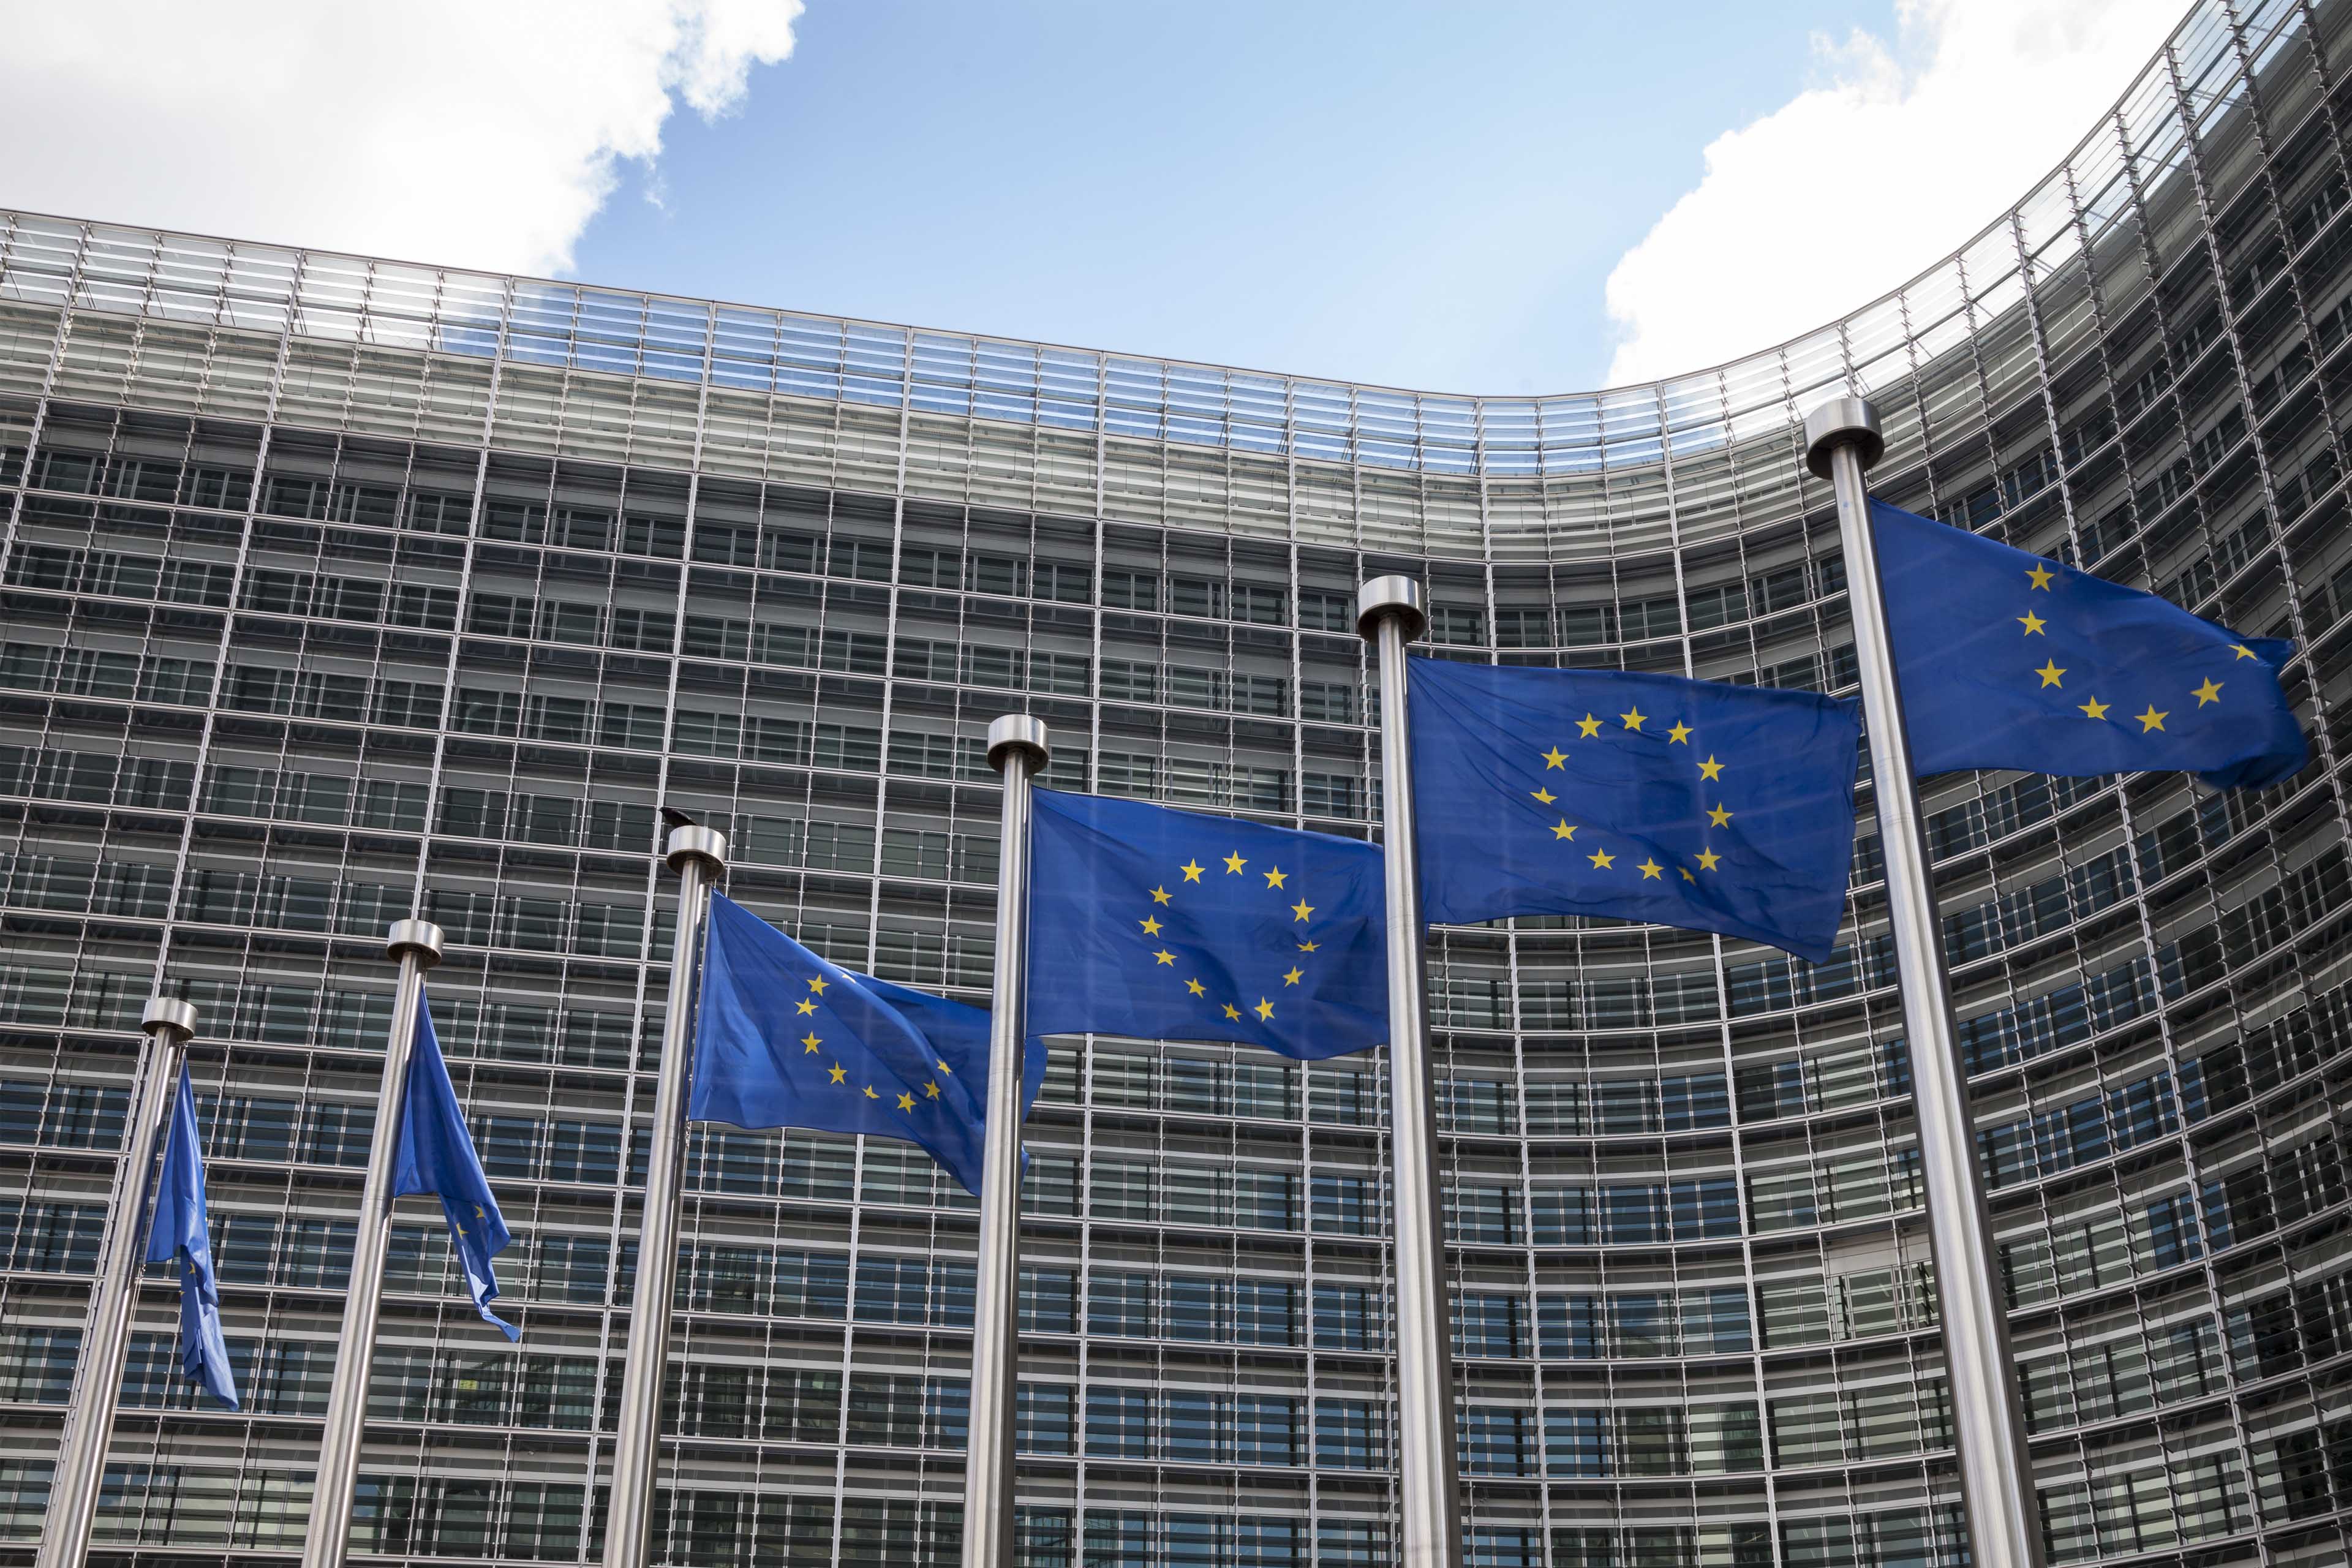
[666,824,728,875]
[1356,576,1428,643]
[386,919,447,967]
[1803,396,1885,480]
[987,714,1050,773]
[140,996,198,1039]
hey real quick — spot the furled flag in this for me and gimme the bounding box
[1408,655,1864,963]
[1874,498,2309,788]
[1026,788,1388,1058]
[689,892,1047,1197]
[393,995,518,1340]
[144,1065,238,1408]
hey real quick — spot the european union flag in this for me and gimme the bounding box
[1026,789,1387,1060]
[1875,499,2309,788]
[689,892,1046,1197]
[145,1064,238,1408]
[393,995,518,1340]
[1409,656,1863,963]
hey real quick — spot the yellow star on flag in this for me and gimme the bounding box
[1181,859,1204,882]
[1153,949,1176,966]
[1589,848,1615,869]
[896,1092,915,1112]
[801,1032,821,1053]
[937,1060,952,1075]
[1698,755,1724,781]
[1531,786,1556,804]
[796,998,816,1016]
[827,1064,846,1084]
[1577,714,1602,738]
[1291,899,1314,921]
[1223,851,1247,874]
[864,1086,880,1100]
[1151,886,1172,905]
[2079,696,2109,720]
[1140,915,1163,934]
[2231,643,2256,660]
[924,1082,941,1098]
[2192,678,2223,706]
[2138,705,2168,732]
[1638,859,1663,880]
[2035,660,2065,688]
[808,976,828,993]
[1551,819,1576,840]
[1254,998,1275,1020]
[1186,978,1206,996]
[1283,967,1303,986]
[1297,940,1320,952]
[1697,848,1721,870]
[2026,563,2054,589]
[2019,611,2046,635]
[1620,707,1646,730]
[1541,746,1567,768]
[1666,722,1692,744]
[1681,867,1695,883]
[1707,804,1733,827]
[1223,1004,1242,1021]
[1264,867,1287,889]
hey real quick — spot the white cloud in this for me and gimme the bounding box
[0,1,801,277]
[1603,0,2184,386]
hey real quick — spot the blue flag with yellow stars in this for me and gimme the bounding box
[1874,499,2308,789]
[1409,655,1863,963]
[144,1064,238,1408]
[393,994,518,1340]
[1025,788,1388,1060]
[688,892,1047,1197]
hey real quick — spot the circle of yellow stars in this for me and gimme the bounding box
[795,971,952,1117]
[1144,850,1318,1025]
[2016,557,2252,731]
[1531,704,1728,884]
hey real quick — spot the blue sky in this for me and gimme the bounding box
[570,2,1886,394]
[9,1,2184,395]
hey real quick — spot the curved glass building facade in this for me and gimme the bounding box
[3,1,2351,1564]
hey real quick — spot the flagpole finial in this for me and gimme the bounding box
[666,824,728,876]
[1803,395,1884,479]
[140,996,197,1040]
[986,714,1050,771]
[1355,576,1427,643]
[386,919,447,968]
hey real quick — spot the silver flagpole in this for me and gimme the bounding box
[1355,579,1463,1568]
[303,919,445,1568]
[960,715,1049,1568]
[603,822,727,1568]
[1806,398,2044,1568]
[39,996,198,1568]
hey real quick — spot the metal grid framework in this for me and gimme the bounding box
[0,0,2350,1564]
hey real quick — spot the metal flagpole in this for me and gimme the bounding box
[1805,398,2045,1568]
[960,715,1049,1568]
[1355,579,1463,1568]
[303,919,445,1568]
[603,822,728,1568]
[39,996,198,1568]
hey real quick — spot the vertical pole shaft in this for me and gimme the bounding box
[603,824,727,1568]
[1356,579,1463,1568]
[39,997,198,1568]
[960,715,1049,1568]
[303,920,445,1568]
[1805,398,2045,1568]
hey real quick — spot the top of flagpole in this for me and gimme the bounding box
[1355,576,1427,642]
[140,996,198,1039]
[986,714,1050,771]
[1803,395,1884,479]
[665,824,728,875]
[386,919,447,968]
